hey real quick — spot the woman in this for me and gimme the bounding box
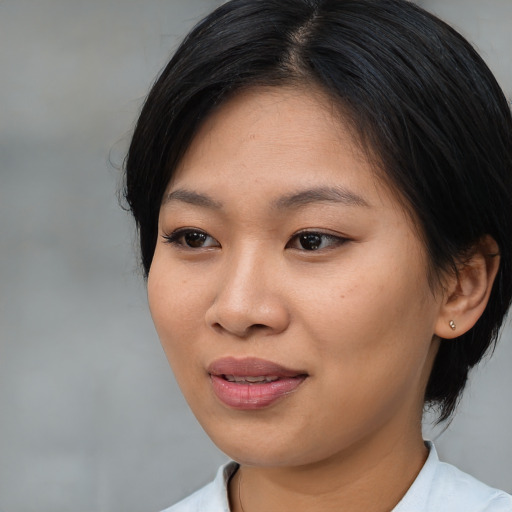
[124,0,512,510]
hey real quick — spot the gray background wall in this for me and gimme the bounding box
[0,1,510,511]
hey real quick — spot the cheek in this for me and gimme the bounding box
[147,267,209,411]
[298,276,436,448]
[299,252,436,373]
[147,258,206,357]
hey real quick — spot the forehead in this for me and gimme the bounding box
[170,86,381,193]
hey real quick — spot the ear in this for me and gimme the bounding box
[435,235,500,339]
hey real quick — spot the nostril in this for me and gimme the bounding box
[210,321,272,338]
[205,296,290,337]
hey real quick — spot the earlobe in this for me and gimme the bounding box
[435,235,500,339]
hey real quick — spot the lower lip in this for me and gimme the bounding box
[210,375,306,410]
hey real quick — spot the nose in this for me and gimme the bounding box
[205,249,290,339]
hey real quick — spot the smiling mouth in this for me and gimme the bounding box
[207,357,307,409]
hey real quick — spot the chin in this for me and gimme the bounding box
[203,423,334,468]
[201,421,297,466]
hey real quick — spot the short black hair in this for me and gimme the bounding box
[124,0,512,421]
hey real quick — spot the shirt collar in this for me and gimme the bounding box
[392,440,439,511]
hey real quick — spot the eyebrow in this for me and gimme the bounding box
[162,185,370,211]
[163,189,223,209]
[272,186,370,210]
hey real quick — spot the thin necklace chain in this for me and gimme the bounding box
[238,468,246,512]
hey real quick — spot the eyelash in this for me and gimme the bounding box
[286,231,348,251]
[162,228,348,252]
[162,228,220,249]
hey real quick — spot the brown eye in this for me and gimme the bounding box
[163,229,220,249]
[286,231,348,251]
[184,231,208,248]
[299,233,323,250]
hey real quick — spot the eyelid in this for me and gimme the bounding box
[162,227,220,249]
[286,229,349,251]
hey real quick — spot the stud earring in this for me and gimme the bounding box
[449,320,456,331]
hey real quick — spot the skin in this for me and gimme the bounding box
[147,87,487,511]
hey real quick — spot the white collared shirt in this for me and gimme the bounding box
[161,443,512,512]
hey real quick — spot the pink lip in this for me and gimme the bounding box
[207,357,307,410]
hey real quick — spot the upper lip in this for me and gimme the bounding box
[207,357,307,378]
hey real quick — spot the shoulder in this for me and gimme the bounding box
[429,460,512,512]
[159,483,215,512]
[394,443,512,512]
[160,461,238,512]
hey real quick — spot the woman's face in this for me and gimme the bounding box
[148,87,443,467]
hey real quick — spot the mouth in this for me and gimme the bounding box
[223,375,280,383]
[207,357,308,410]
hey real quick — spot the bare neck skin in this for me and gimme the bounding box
[229,416,428,512]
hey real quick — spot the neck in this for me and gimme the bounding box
[229,427,428,512]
